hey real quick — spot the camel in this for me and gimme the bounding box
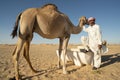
[11,4,87,80]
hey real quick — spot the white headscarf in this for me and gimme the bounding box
[88,17,95,22]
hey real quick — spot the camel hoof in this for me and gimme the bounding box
[57,65,62,69]
[63,71,69,74]
[9,76,16,80]
[9,75,22,80]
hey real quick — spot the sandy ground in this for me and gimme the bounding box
[0,44,120,80]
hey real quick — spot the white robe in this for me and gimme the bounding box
[83,24,102,68]
[83,24,102,52]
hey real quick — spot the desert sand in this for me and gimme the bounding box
[0,44,120,80]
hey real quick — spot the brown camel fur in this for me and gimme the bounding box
[11,4,87,80]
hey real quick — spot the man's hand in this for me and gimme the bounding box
[98,44,102,49]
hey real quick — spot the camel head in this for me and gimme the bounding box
[79,16,88,26]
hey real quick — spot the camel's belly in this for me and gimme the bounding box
[34,28,63,39]
[40,34,59,39]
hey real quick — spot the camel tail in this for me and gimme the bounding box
[11,13,22,39]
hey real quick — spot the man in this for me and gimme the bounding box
[83,17,102,70]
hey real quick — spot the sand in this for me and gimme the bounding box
[0,44,120,80]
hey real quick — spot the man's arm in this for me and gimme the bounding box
[96,25,102,49]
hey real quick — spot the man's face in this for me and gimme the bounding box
[88,20,95,26]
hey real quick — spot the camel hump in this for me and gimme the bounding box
[41,3,58,11]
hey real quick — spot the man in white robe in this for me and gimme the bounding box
[83,17,102,70]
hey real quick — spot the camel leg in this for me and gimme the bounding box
[61,35,70,74]
[12,46,17,56]
[23,40,37,73]
[57,38,63,68]
[12,37,25,80]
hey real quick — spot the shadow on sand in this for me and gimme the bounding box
[101,53,120,67]
[10,53,120,80]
